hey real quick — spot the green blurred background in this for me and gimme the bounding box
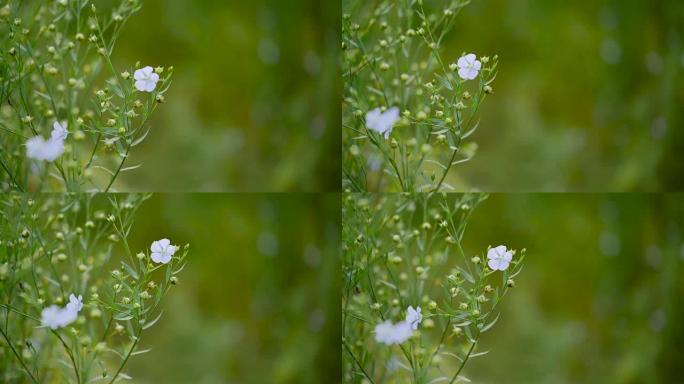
[118,193,340,383]
[458,194,684,383]
[435,1,684,191]
[105,0,340,191]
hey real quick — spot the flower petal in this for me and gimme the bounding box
[161,253,172,264]
[135,80,147,92]
[457,56,468,68]
[151,241,162,253]
[151,251,163,263]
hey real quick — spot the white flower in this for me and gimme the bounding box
[50,121,68,141]
[374,320,413,345]
[150,238,176,264]
[25,121,68,161]
[134,66,160,92]
[41,305,63,329]
[40,305,77,330]
[365,107,400,139]
[405,306,422,330]
[487,245,513,271]
[41,292,84,329]
[66,294,83,312]
[456,53,481,80]
[25,136,65,161]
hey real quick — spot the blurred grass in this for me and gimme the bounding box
[455,194,684,383]
[117,193,340,383]
[104,0,340,191]
[433,1,684,191]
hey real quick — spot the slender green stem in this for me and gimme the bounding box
[0,304,41,322]
[84,132,102,169]
[433,147,459,192]
[0,325,40,384]
[107,327,142,384]
[104,144,130,192]
[343,339,375,384]
[0,155,24,191]
[426,317,451,368]
[52,330,82,384]
[448,332,479,384]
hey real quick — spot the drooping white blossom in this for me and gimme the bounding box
[150,238,176,264]
[405,306,422,330]
[134,66,160,92]
[365,107,400,139]
[26,137,62,161]
[66,294,83,312]
[41,292,83,329]
[456,53,481,80]
[26,121,68,161]
[41,306,64,330]
[50,121,68,141]
[374,320,413,345]
[487,245,513,271]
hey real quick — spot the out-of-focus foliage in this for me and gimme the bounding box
[123,194,340,383]
[459,194,684,383]
[108,0,339,191]
[407,1,684,191]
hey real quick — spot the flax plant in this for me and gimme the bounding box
[0,0,172,192]
[0,193,189,383]
[342,193,525,383]
[342,0,497,192]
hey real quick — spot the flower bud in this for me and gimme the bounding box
[90,308,102,318]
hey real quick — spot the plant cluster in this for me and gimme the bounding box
[342,193,525,383]
[342,0,498,192]
[0,193,189,383]
[0,0,172,192]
